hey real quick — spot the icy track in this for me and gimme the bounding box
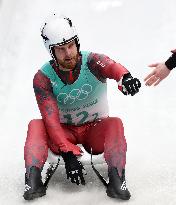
[0,0,176,204]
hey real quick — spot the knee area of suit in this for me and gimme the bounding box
[28,119,43,128]
[107,117,124,129]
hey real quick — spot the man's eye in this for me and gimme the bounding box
[57,47,64,51]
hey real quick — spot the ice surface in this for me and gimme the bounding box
[0,0,176,204]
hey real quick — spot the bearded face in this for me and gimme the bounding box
[53,40,79,70]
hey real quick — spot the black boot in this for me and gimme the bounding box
[106,167,131,200]
[23,166,46,200]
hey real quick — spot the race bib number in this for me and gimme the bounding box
[63,111,99,125]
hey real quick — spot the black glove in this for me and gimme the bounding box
[122,73,141,96]
[165,52,176,70]
[61,151,85,185]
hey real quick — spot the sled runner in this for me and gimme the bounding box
[44,145,108,188]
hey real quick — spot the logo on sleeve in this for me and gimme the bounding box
[96,60,106,67]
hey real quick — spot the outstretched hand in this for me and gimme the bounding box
[144,63,171,86]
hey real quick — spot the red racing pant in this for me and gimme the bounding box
[24,117,127,176]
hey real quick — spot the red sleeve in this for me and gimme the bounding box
[87,52,129,82]
[33,70,81,155]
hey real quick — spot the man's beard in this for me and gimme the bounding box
[58,53,79,70]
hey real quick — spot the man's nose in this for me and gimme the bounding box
[65,47,71,56]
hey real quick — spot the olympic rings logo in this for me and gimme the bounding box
[57,84,93,105]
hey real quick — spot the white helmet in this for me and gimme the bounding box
[41,14,80,59]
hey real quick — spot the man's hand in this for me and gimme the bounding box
[144,63,171,86]
[60,141,82,156]
[122,73,141,96]
[61,151,86,185]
